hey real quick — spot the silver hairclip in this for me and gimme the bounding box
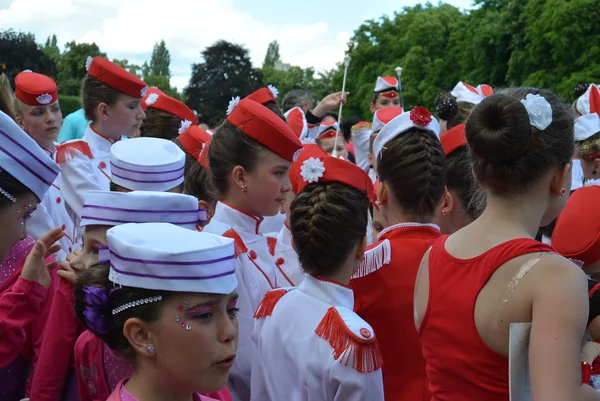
[112,295,163,315]
[0,187,16,203]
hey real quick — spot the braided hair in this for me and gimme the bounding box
[376,129,446,221]
[290,182,369,276]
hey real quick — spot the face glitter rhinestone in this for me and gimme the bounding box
[186,324,192,330]
[175,316,181,322]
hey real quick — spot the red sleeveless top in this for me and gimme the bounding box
[418,236,554,401]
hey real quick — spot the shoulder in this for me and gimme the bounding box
[254,287,296,319]
[530,253,588,294]
[351,239,391,279]
[56,140,93,164]
[316,306,382,373]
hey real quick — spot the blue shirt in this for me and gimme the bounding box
[58,109,89,143]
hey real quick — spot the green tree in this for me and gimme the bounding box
[149,40,171,78]
[42,34,61,64]
[263,41,281,68]
[57,41,105,96]
[0,30,57,83]
[112,59,142,77]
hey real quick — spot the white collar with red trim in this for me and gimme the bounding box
[298,274,354,309]
[82,125,119,156]
[213,201,264,235]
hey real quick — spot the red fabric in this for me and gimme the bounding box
[179,125,212,161]
[583,362,592,385]
[142,88,198,125]
[441,124,467,156]
[351,226,440,401]
[590,85,600,115]
[289,144,328,194]
[75,330,110,401]
[285,108,306,139]
[30,277,85,401]
[87,57,147,99]
[478,84,494,97]
[346,142,355,155]
[246,87,276,106]
[228,99,301,162]
[552,185,600,267]
[14,71,58,106]
[419,236,554,401]
[56,140,94,164]
[266,237,277,257]
[0,277,47,367]
[315,121,339,139]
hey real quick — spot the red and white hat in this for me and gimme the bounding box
[86,56,148,99]
[315,121,340,140]
[14,71,58,106]
[106,222,237,294]
[373,106,440,160]
[577,84,600,116]
[295,152,375,205]
[246,85,278,105]
[575,85,600,143]
[226,98,302,162]
[284,106,308,139]
[179,125,212,162]
[110,137,185,191]
[552,185,600,268]
[372,107,403,133]
[374,76,399,98]
[81,190,207,229]
[142,87,198,127]
[450,81,493,105]
[289,144,328,194]
[0,111,60,201]
[440,124,467,156]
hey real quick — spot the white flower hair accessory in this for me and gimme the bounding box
[268,84,279,99]
[145,92,159,106]
[300,157,325,183]
[292,148,302,162]
[36,94,53,105]
[85,56,93,71]
[520,94,553,131]
[22,69,32,73]
[140,86,149,98]
[178,120,192,135]
[226,96,240,116]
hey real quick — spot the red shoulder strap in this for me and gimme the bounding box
[254,288,289,319]
[266,237,277,257]
[485,238,554,268]
[222,229,248,257]
[55,141,93,164]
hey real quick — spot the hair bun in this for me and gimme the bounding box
[465,94,532,163]
[435,92,458,121]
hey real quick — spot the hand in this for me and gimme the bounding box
[312,92,350,117]
[20,228,64,289]
[581,341,600,365]
[57,249,83,285]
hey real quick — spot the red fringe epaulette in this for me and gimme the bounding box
[352,239,391,279]
[253,288,289,319]
[222,229,248,257]
[315,307,383,373]
[55,140,93,164]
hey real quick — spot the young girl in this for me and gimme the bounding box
[575,85,600,180]
[74,222,239,401]
[313,121,349,159]
[141,87,198,141]
[14,70,78,260]
[31,190,215,401]
[60,56,147,221]
[203,97,302,401]
[414,88,600,400]
[0,110,63,400]
[436,82,493,135]
[251,151,383,400]
[351,107,446,401]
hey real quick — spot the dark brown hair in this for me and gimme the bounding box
[184,161,218,206]
[82,76,123,122]
[74,264,173,361]
[0,170,33,208]
[139,108,181,141]
[465,88,574,195]
[377,129,446,221]
[208,120,269,196]
[435,92,475,129]
[290,182,369,276]
[263,101,285,121]
[445,146,483,219]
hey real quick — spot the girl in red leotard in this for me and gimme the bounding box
[415,87,600,401]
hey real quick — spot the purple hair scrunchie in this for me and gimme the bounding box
[82,285,110,334]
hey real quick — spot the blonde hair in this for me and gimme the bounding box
[0,72,16,119]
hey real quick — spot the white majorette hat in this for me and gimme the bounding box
[0,111,60,201]
[576,84,600,116]
[110,137,185,191]
[450,81,493,105]
[372,107,403,133]
[80,190,207,230]
[373,106,440,160]
[575,113,600,142]
[374,76,399,94]
[106,222,238,294]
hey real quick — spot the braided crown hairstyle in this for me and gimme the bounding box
[376,128,446,221]
[290,182,369,276]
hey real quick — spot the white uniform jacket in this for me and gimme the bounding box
[272,223,303,287]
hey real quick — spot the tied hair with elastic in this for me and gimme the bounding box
[435,92,458,121]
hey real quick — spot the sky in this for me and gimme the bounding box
[0,0,474,90]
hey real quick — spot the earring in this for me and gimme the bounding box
[560,188,566,196]
[103,117,108,124]
[146,345,155,354]
[442,210,448,216]
[241,184,247,192]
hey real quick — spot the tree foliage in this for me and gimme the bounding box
[263,41,281,69]
[185,40,262,127]
[148,40,171,78]
[0,30,57,85]
[57,41,105,96]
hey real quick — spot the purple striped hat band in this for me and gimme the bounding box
[80,207,208,227]
[0,141,55,186]
[0,129,59,179]
[111,170,184,184]
[110,161,184,175]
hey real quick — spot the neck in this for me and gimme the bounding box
[318,255,358,286]
[90,121,120,142]
[382,202,432,227]
[475,192,546,239]
[39,139,55,152]
[221,196,259,219]
[124,366,193,401]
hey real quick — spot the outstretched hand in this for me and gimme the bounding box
[312,92,350,118]
[20,227,64,289]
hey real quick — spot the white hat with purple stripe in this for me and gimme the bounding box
[110,137,185,191]
[106,222,237,294]
[80,190,206,230]
[0,111,60,201]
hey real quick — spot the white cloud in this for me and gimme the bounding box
[0,0,349,90]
